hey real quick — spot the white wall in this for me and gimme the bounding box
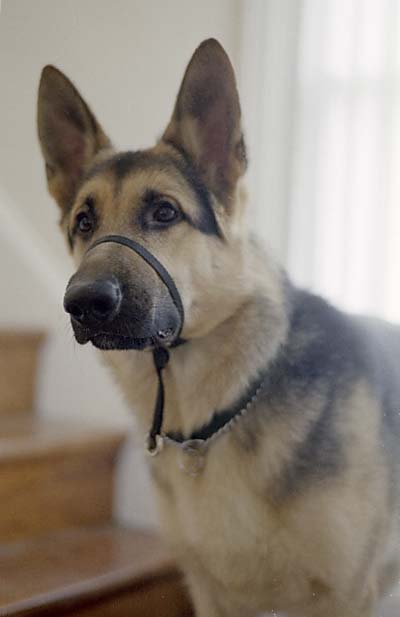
[0,0,241,271]
[238,0,302,264]
[0,0,242,527]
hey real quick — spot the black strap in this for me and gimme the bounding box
[87,234,184,337]
[148,347,170,452]
[86,234,185,453]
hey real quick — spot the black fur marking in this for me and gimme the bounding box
[85,151,149,181]
[277,383,342,499]
[260,290,362,497]
[67,229,73,250]
[112,151,143,179]
[165,142,222,238]
[85,149,222,237]
[264,289,400,500]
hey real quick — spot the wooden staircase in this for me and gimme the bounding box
[0,331,193,617]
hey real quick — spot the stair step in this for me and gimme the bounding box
[0,526,192,617]
[0,418,125,541]
[0,331,45,415]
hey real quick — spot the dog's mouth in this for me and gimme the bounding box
[66,286,181,351]
[91,332,154,350]
[74,326,154,351]
[71,318,179,351]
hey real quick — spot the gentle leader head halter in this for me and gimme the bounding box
[86,234,185,454]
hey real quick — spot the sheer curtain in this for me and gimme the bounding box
[240,0,400,323]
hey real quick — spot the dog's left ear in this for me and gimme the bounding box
[162,39,247,208]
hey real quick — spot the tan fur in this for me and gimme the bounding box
[37,40,400,617]
[107,332,395,617]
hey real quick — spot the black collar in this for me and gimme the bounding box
[165,367,266,445]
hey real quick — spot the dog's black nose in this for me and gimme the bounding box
[64,278,122,325]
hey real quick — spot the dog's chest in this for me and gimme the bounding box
[150,437,314,611]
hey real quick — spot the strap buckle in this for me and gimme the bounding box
[146,433,164,456]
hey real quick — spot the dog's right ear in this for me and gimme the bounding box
[37,66,111,213]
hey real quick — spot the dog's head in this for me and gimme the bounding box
[37,39,248,351]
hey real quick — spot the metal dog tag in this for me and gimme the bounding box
[178,439,208,476]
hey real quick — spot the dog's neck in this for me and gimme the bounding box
[164,290,288,437]
[106,246,289,440]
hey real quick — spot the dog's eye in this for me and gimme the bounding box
[76,212,93,235]
[152,201,179,225]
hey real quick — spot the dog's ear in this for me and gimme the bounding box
[37,66,111,212]
[162,39,247,208]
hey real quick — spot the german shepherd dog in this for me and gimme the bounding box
[37,39,400,617]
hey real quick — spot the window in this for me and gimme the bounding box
[288,0,400,322]
[241,0,400,323]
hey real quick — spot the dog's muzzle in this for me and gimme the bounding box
[85,234,184,337]
[64,234,185,454]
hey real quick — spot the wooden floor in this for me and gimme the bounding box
[0,331,193,616]
[0,417,125,542]
[0,526,193,617]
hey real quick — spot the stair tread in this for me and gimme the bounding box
[0,330,45,416]
[0,330,45,348]
[0,417,126,462]
[0,526,176,616]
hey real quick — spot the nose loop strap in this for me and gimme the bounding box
[86,234,184,335]
[86,234,185,455]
